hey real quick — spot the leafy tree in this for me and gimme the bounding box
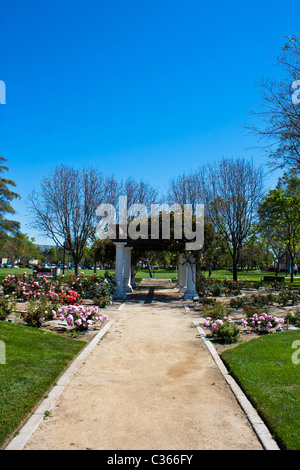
[44,247,57,265]
[258,187,300,282]
[0,157,20,237]
[89,238,115,272]
[2,233,41,265]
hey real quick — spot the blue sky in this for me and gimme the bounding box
[0,0,299,243]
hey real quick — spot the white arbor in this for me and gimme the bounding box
[113,242,197,300]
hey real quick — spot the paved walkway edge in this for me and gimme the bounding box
[193,322,280,451]
[5,319,115,451]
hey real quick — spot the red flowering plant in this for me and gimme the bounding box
[66,272,86,296]
[58,289,83,306]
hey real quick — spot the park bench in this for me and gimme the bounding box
[33,265,53,278]
[263,276,285,283]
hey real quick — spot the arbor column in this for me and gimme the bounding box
[131,265,137,288]
[113,242,127,300]
[177,253,185,291]
[179,254,187,293]
[124,247,133,292]
[184,254,197,300]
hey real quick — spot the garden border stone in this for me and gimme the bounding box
[5,319,115,451]
[193,322,280,451]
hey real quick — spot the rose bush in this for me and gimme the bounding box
[55,305,108,331]
[247,312,285,333]
[204,317,241,344]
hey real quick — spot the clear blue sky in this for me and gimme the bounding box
[0,0,299,243]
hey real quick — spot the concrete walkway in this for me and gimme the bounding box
[18,284,265,450]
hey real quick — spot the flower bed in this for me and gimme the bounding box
[0,272,116,332]
[54,305,108,331]
[202,298,286,344]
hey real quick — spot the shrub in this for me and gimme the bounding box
[229,296,246,309]
[58,289,83,305]
[247,312,285,334]
[277,289,293,306]
[290,292,300,305]
[85,277,116,299]
[204,301,229,321]
[243,304,269,319]
[20,297,53,328]
[204,317,240,344]
[0,295,16,320]
[56,305,108,331]
[209,283,223,297]
[199,298,217,306]
[222,279,241,296]
[286,310,300,327]
[92,295,112,308]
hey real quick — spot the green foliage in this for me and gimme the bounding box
[286,310,300,327]
[212,320,240,344]
[242,304,269,319]
[209,283,223,297]
[205,301,229,321]
[229,296,247,310]
[20,297,52,328]
[0,157,20,237]
[0,295,16,320]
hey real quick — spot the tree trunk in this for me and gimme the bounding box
[232,262,238,282]
[290,254,295,283]
[74,259,80,276]
[232,248,239,282]
[146,259,153,278]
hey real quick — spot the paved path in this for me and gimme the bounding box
[23,285,263,450]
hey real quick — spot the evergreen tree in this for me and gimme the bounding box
[0,157,20,237]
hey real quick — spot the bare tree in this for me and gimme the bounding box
[122,177,159,212]
[247,36,300,171]
[202,158,264,281]
[28,165,105,274]
[167,169,204,211]
[103,174,123,207]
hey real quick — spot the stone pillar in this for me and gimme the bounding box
[131,265,137,288]
[179,254,187,293]
[183,254,197,300]
[177,253,184,290]
[113,242,127,300]
[124,247,133,292]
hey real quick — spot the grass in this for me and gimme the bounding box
[221,330,300,450]
[0,267,179,283]
[1,267,298,283]
[0,322,86,448]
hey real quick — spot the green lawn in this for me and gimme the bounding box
[1,267,297,283]
[221,331,300,450]
[0,322,86,448]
